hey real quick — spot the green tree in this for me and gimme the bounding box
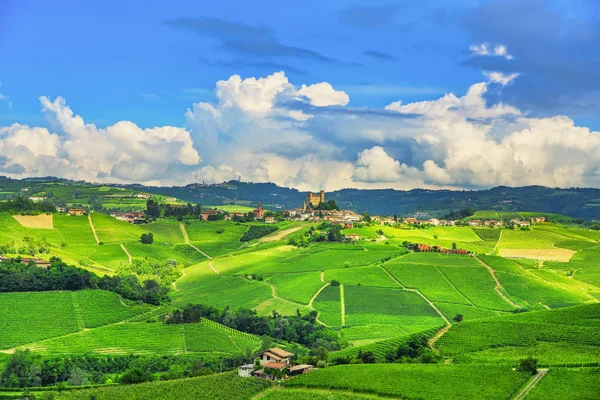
[67,367,89,386]
[315,346,329,361]
[453,314,463,323]
[517,357,538,375]
[362,211,372,223]
[140,232,154,244]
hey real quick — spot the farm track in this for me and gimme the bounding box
[88,213,100,244]
[120,243,132,264]
[475,256,521,309]
[513,369,548,400]
[428,325,452,349]
[172,269,186,292]
[491,229,503,254]
[255,279,306,308]
[308,272,331,327]
[259,226,303,242]
[179,222,190,244]
[380,265,451,325]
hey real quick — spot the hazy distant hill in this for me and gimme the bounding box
[2,176,600,219]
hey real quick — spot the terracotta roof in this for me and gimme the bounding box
[263,362,287,369]
[260,351,283,361]
[268,347,294,358]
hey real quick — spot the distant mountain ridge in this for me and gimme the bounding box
[2,176,600,219]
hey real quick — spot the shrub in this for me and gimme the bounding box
[330,280,340,287]
[140,233,154,244]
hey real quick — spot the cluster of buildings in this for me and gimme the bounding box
[403,218,456,226]
[415,244,469,255]
[0,255,51,268]
[109,212,146,224]
[468,216,545,228]
[238,347,314,380]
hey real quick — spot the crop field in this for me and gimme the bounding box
[54,372,270,400]
[324,266,397,288]
[343,285,442,327]
[437,304,600,362]
[54,214,97,245]
[526,368,600,400]
[12,214,53,229]
[259,389,383,400]
[479,256,590,309]
[91,213,143,243]
[313,285,342,326]
[0,290,150,349]
[143,219,185,244]
[267,272,324,304]
[124,242,206,265]
[438,266,516,311]
[285,364,528,399]
[397,252,481,267]
[23,318,260,356]
[0,291,79,349]
[470,210,500,219]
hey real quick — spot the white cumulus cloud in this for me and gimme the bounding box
[469,43,514,60]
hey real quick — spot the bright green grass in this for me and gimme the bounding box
[385,263,470,304]
[518,211,573,221]
[0,212,64,246]
[185,221,248,242]
[398,252,481,267]
[210,205,256,213]
[54,214,97,245]
[343,285,443,327]
[125,242,206,265]
[88,243,129,270]
[260,389,383,400]
[267,272,324,304]
[285,364,528,400]
[340,324,413,344]
[324,266,397,288]
[55,371,270,400]
[73,290,151,328]
[172,262,285,313]
[438,266,515,311]
[479,255,590,309]
[30,319,260,356]
[470,210,500,219]
[332,328,440,361]
[0,290,154,349]
[497,228,564,249]
[437,303,600,359]
[191,241,243,258]
[313,285,342,326]
[545,245,600,288]
[91,213,142,243]
[526,368,600,400]
[0,292,79,349]
[434,302,502,321]
[456,342,600,365]
[143,219,185,244]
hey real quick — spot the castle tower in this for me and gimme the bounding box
[320,190,325,203]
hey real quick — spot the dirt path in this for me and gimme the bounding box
[340,284,346,327]
[172,269,186,292]
[208,260,221,276]
[380,265,451,325]
[491,229,503,254]
[120,243,132,264]
[259,226,303,243]
[538,302,551,310]
[475,256,520,309]
[179,222,190,244]
[88,214,100,244]
[309,282,329,308]
[189,241,214,261]
[428,325,452,348]
[513,369,548,400]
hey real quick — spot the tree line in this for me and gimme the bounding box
[0,197,56,215]
[165,304,346,352]
[0,257,169,305]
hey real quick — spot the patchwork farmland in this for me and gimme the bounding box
[1,200,600,399]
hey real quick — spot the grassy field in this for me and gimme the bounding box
[285,364,528,399]
[437,303,600,364]
[54,372,270,400]
[526,368,600,399]
[0,290,151,350]
[12,214,53,229]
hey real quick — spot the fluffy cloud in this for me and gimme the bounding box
[2,71,600,191]
[469,43,514,60]
[0,97,201,184]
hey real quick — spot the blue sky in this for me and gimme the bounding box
[1,0,600,190]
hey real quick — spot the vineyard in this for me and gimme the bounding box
[285,364,529,399]
[54,372,270,400]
